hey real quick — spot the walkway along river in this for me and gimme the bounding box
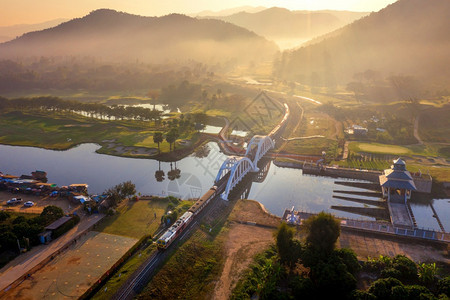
[0,142,448,231]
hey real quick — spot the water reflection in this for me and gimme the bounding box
[0,142,446,229]
[155,161,165,182]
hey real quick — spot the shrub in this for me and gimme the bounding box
[368,277,403,299]
[0,211,10,222]
[437,276,450,297]
[392,255,418,283]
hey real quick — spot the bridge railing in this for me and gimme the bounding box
[341,219,449,242]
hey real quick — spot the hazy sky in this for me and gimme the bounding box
[0,0,397,26]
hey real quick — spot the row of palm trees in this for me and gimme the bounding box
[153,128,180,153]
[0,96,162,122]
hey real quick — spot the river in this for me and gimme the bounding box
[0,142,448,231]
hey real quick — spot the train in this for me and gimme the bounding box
[268,103,290,140]
[156,186,218,249]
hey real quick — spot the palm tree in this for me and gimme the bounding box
[165,128,179,152]
[155,161,165,182]
[153,132,164,154]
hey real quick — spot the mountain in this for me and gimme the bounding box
[0,18,68,43]
[275,0,450,88]
[193,6,266,17]
[201,7,369,49]
[0,9,278,64]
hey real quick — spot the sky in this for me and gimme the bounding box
[0,0,397,26]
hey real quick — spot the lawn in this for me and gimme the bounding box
[0,111,143,150]
[349,141,449,158]
[96,199,168,239]
[283,138,338,156]
[332,159,391,171]
[350,142,411,155]
[418,106,450,143]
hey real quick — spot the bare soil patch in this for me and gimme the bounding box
[212,200,279,300]
[213,224,275,300]
[229,199,280,227]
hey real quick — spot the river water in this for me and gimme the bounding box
[0,142,447,231]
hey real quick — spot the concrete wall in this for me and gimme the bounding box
[302,164,382,182]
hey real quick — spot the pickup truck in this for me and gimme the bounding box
[6,198,22,205]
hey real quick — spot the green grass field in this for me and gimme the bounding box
[350,142,411,155]
[96,200,168,239]
[283,138,338,156]
[139,232,224,299]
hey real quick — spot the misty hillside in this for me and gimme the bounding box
[202,7,368,46]
[0,9,278,64]
[275,0,450,88]
[193,6,267,17]
[0,18,68,43]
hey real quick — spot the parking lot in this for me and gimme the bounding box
[0,191,81,214]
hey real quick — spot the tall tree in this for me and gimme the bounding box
[165,128,179,152]
[153,132,164,154]
[303,212,340,254]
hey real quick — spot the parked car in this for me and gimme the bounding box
[7,198,22,205]
[23,201,34,207]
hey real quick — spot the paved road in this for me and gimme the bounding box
[0,213,104,293]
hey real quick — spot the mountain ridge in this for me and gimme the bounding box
[275,0,450,88]
[0,9,278,64]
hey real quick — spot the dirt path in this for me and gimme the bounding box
[212,224,274,300]
[413,115,424,145]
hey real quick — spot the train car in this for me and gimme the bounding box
[156,186,217,250]
[268,103,289,139]
[188,186,217,216]
[156,211,194,249]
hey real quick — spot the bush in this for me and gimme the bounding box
[0,211,10,222]
[381,267,402,280]
[40,205,64,226]
[336,248,361,275]
[437,276,450,296]
[405,285,434,300]
[392,255,418,283]
[351,290,376,300]
[368,277,403,299]
[12,216,26,224]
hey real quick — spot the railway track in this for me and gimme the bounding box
[112,190,228,300]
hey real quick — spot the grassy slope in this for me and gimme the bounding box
[95,200,168,239]
[0,110,194,157]
[138,230,224,300]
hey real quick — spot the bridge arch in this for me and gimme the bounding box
[245,135,275,170]
[215,156,256,200]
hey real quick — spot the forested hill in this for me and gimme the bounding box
[203,7,368,42]
[0,9,278,65]
[274,0,450,89]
